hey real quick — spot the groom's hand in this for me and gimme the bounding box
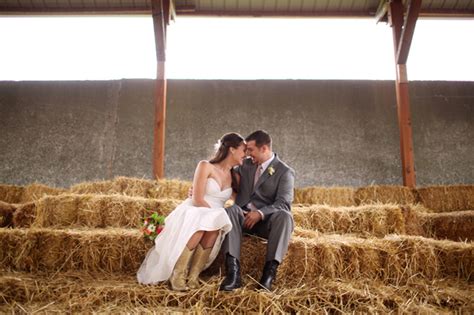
[244,210,262,229]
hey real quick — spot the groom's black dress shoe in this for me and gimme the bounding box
[258,260,279,291]
[219,254,241,291]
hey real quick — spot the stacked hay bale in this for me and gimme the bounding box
[0,184,24,203]
[417,185,474,212]
[354,185,417,205]
[0,178,473,313]
[293,186,356,206]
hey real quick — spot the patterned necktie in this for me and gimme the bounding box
[253,165,263,189]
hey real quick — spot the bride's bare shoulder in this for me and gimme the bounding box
[195,160,213,173]
[197,160,212,168]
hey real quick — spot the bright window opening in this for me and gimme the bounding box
[0,16,472,81]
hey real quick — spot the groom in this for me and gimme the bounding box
[220,130,295,291]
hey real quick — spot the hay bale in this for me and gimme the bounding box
[69,179,116,195]
[20,183,67,203]
[12,202,36,228]
[0,201,16,227]
[1,272,472,314]
[32,194,81,228]
[0,184,24,203]
[292,204,407,237]
[30,194,180,228]
[400,205,425,236]
[420,210,474,242]
[147,179,192,200]
[69,177,192,200]
[208,233,474,284]
[278,234,473,283]
[70,177,158,198]
[0,228,148,274]
[113,176,156,197]
[204,234,267,279]
[293,186,356,206]
[293,226,320,239]
[354,185,417,205]
[0,229,473,290]
[417,185,474,212]
[91,195,179,228]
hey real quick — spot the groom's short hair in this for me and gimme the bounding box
[246,130,272,148]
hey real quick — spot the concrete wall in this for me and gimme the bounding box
[0,80,472,188]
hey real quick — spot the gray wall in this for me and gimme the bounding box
[0,80,472,188]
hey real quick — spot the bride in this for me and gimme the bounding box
[137,133,246,290]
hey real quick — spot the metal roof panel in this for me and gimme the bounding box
[0,0,473,16]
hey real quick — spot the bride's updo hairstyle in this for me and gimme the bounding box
[209,132,245,193]
[209,132,244,164]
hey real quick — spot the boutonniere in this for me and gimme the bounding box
[267,166,275,176]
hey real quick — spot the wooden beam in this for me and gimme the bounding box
[397,0,422,64]
[388,0,417,188]
[152,0,167,62]
[151,0,169,179]
[394,65,416,187]
[153,61,167,179]
[389,0,404,50]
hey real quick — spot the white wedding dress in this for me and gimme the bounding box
[137,177,233,285]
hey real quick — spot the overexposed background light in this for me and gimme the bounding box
[0,16,472,81]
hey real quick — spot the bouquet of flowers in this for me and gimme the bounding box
[141,212,166,241]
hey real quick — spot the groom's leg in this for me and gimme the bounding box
[223,205,245,260]
[253,211,294,263]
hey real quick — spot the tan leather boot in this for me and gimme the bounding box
[169,246,194,291]
[187,244,212,289]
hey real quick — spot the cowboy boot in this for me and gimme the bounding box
[258,260,279,291]
[219,254,242,291]
[169,246,195,291]
[187,244,212,289]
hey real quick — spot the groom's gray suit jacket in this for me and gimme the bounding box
[235,154,295,219]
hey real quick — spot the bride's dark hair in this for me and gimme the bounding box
[209,132,244,193]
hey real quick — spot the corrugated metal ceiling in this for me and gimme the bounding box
[0,0,473,17]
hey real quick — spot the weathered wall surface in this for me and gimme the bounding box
[0,80,472,188]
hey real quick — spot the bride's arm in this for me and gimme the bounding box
[191,161,212,208]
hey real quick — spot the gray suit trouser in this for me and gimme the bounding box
[222,205,294,263]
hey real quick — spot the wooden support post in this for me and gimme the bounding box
[152,0,169,179]
[389,0,418,188]
[394,64,416,187]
